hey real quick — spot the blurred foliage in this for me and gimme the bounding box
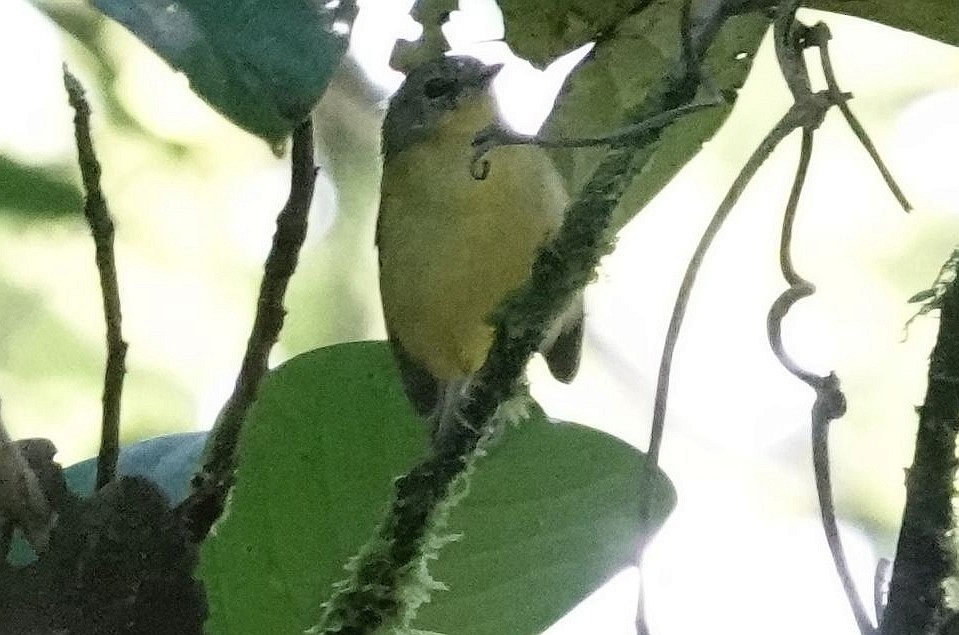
[281,58,387,355]
[806,0,959,48]
[90,0,354,144]
[0,156,81,221]
[2,0,384,463]
[494,0,959,70]
[32,0,191,149]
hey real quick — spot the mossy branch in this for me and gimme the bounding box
[880,254,959,634]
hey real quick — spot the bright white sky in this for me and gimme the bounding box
[2,1,959,634]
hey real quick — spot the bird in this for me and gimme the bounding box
[376,55,582,439]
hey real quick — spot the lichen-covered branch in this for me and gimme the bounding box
[881,259,959,634]
[63,66,127,491]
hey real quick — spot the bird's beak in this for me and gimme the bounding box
[480,63,505,84]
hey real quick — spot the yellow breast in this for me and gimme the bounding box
[378,97,567,379]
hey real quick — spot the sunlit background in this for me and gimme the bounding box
[2,0,958,633]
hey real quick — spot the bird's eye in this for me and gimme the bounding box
[423,77,456,99]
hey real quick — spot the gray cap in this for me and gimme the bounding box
[382,56,504,158]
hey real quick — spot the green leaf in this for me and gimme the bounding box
[496,0,649,68]
[0,157,83,221]
[91,0,355,144]
[198,341,674,634]
[544,3,769,231]
[198,342,428,635]
[805,0,959,48]
[413,410,675,635]
[498,0,959,67]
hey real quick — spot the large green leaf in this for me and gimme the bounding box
[543,2,770,232]
[198,341,674,634]
[413,410,674,635]
[805,0,959,48]
[198,342,427,635]
[90,0,355,144]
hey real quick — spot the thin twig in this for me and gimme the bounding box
[640,0,781,483]
[183,120,317,539]
[649,94,825,466]
[763,6,875,634]
[647,2,879,632]
[766,129,818,384]
[767,130,872,635]
[811,24,911,212]
[634,569,651,635]
[63,66,127,491]
[767,5,876,633]
[634,3,705,633]
[773,3,811,102]
[768,7,912,633]
[470,99,723,179]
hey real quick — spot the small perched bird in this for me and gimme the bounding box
[376,55,582,434]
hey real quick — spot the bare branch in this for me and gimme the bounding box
[63,66,127,491]
[811,24,911,212]
[183,119,317,539]
[470,98,723,179]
